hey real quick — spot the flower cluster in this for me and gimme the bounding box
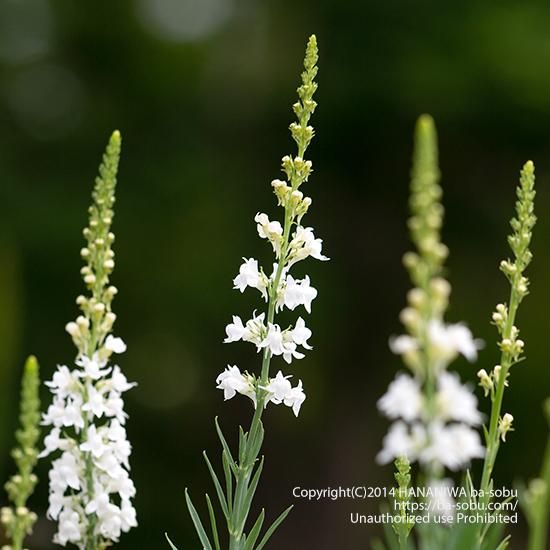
[216,37,327,417]
[41,132,137,548]
[216,366,306,417]
[378,116,483,474]
[377,371,484,470]
[41,341,136,545]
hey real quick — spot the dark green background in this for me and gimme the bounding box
[0,1,549,548]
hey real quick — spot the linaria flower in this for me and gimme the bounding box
[41,132,137,548]
[182,37,324,550]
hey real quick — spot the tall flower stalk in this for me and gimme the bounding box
[41,131,137,549]
[378,115,483,480]
[476,161,536,529]
[181,35,327,550]
[1,356,41,550]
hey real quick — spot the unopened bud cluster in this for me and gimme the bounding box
[1,356,41,550]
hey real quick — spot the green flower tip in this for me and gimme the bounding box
[111,129,121,143]
[305,34,318,68]
[522,159,534,175]
[24,355,39,374]
[415,114,436,140]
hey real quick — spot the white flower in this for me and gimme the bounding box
[288,226,329,265]
[80,425,107,458]
[389,335,418,355]
[419,423,484,470]
[428,320,481,363]
[45,365,79,397]
[378,374,423,422]
[39,427,69,458]
[224,312,266,348]
[216,365,256,403]
[255,213,283,257]
[264,371,292,404]
[263,371,306,416]
[76,354,110,380]
[280,274,318,313]
[109,365,136,393]
[105,335,127,354]
[291,317,312,349]
[82,384,107,419]
[233,258,268,298]
[377,421,418,464]
[56,507,83,545]
[50,452,81,492]
[281,337,305,364]
[261,323,285,356]
[436,371,482,425]
[224,316,247,342]
[284,379,306,417]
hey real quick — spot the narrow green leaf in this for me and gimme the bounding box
[222,450,233,514]
[203,451,229,519]
[494,535,511,550]
[215,417,237,475]
[239,426,248,464]
[237,457,264,532]
[255,505,293,550]
[243,509,265,550]
[185,488,213,550]
[165,533,179,550]
[206,494,221,550]
[246,419,264,466]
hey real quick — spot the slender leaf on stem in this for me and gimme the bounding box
[165,532,179,550]
[215,417,237,474]
[243,509,265,550]
[238,427,248,464]
[206,494,221,550]
[255,505,293,550]
[236,457,265,533]
[185,489,213,550]
[222,450,233,515]
[245,420,265,466]
[203,451,229,520]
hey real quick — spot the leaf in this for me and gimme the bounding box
[245,419,264,466]
[206,494,221,550]
[215,417,237,475]
[165,533,178,550]
[222,450,233,515]
[237,457,264,532]
[185,488,213,550]
[203,451,229,519]
[243,509,265,550]
[255,505,293,550]
[495,535,511,550]
[239,426,248,464]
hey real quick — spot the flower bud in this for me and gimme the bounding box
[65,322,80,337]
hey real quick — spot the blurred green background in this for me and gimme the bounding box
[0,1,549,548]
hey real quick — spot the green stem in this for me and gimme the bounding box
[228,195,294,550]
[480,283,519,496]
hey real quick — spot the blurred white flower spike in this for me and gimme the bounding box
[378,116,484,474]
[41,132,137,549]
